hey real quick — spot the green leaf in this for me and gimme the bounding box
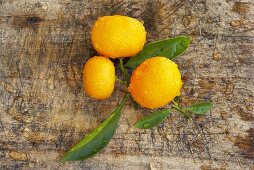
[62,94,129,161]
[186,102,213,115]
[125,36,190,69]
[135,109,171,129]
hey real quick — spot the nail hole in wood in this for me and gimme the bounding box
[26,17,43,24]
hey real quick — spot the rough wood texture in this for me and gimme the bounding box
[0,0,253,169]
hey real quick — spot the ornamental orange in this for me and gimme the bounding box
[83,56,115,99]
[91,15,146,58]
[129,57,182,109]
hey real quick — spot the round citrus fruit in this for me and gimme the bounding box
[83,56,115,99]
[128,57,182,109]
[91,15,146,59]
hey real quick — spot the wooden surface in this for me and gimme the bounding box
[0,0,253,169]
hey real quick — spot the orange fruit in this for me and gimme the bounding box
[91,15,146,58]
[83,56,115,99]
[128,57,182,109]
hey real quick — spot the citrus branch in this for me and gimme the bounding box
[119,58,130,85]
[172,99,192,119]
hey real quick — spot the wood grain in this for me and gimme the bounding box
[0,0,253,169]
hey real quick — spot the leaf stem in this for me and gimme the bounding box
[119,93,130,107]
[172,103,192,119]
[172,99,179,106]
[119,58,129,85]
[116,78,126,85]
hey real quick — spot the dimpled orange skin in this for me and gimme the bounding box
[129,57,182,109]
[83,56,115,99]
[91,15,146,59]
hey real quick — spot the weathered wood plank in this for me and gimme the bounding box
[0,0,253,169]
